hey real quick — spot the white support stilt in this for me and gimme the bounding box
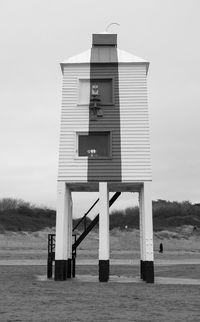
[67,191,73,278]
[99,182,109,282]
[139,181,154,283]
[55,182,70,280]
[139,191,144,279]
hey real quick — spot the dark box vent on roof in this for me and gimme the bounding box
[92,34,117,47]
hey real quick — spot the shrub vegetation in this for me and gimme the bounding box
[0,198,200,232]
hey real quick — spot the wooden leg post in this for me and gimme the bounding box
[55,182,70,281]
[72,255,76,278]
[67,191,73,278]
[99,182,110,282]
[139,182,154,283]
[47,256,53,279]
[139,191,144,280]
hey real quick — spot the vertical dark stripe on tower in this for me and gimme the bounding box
[88,34,122,182]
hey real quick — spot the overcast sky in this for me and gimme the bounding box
[0,0,200,216]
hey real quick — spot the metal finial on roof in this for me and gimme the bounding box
[106,22,120,33]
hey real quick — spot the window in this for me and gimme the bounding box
[78,78,113,105]
[77,132,111,157]
[90,79,113,104]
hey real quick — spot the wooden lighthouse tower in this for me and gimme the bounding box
[54,33,154,282]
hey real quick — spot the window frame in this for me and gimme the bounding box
[74,130,112,159]
[77,76,115,106]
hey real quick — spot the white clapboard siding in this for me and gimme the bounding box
[58,62,152,182]
[119,63,152,181]
[58,65,90,181]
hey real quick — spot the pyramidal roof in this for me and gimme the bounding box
[60,34,149,74]
[61,48,148,64]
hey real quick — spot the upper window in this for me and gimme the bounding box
[90,79,113,104]
[77,132,111,158]
[78,78,113,105]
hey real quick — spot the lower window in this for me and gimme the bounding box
[78,132,111,157]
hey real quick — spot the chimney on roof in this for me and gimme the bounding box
[92,34,117,47]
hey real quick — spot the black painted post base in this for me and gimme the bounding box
[99,260,109,282]
[67,258,72,278]
[142,261,154,283]
[72,256,76,278]
[140,260,145,280]
[54,260,67,281]
[47,257,53,278]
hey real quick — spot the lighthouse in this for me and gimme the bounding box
[54,33,154,283]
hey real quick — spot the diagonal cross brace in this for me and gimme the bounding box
[72,192,121,251]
